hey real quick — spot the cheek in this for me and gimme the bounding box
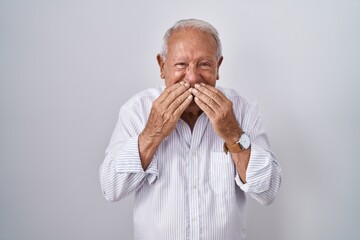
[200,71,218,86]
[165,70,185,86]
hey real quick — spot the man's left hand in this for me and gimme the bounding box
[191,83,250,182]
[190,83,242,145]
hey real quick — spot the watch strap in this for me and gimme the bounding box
[223,141,243,154]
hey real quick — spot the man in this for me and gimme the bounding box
[99,19,281,240]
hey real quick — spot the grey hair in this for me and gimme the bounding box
[160,19,222,60]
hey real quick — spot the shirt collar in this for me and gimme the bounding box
[176,113,209,149]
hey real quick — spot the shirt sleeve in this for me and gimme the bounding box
[234,101,282,205]
[99,105,159,202]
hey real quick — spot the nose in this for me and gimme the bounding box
[185,65,201,86]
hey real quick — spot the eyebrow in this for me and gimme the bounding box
[171,56,216,62]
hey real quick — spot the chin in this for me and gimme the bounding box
[189,99,198,107]
[185,100,201,112]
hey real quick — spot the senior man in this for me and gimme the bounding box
[99,19,281,240]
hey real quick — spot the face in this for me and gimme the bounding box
[157,28,223,112]
[157,28,223,88]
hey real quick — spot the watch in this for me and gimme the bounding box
[223,132,251,154]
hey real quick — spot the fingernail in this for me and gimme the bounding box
[188,95,193,99]
[179,81,184,85]
[184,82,190,88]
[200,83,205,86]
[194,83,200,88]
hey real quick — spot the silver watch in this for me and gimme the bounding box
[238,133,251,150]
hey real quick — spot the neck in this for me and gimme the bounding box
[181,105,203,131]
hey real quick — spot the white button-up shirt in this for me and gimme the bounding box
[99,86,281,240]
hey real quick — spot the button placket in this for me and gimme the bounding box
[189,149,199,240]
[187,114,208,240]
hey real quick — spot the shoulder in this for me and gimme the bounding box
[217,86,261,128]
[217,86,257,108]
[121,86,164,112]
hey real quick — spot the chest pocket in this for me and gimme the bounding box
[209,152,236,197]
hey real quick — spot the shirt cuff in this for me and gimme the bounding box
[114,136,159,184]
[235,144,271,193]
[235,174,249,192]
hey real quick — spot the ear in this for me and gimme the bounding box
[157,54,165,79]
[216,56,223,80]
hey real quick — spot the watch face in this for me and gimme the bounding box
[239,133,251,149]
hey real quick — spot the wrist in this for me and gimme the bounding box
[223,131,250,154]
[224,130,243,145]
[140,127,163,145]
[138,132,162,170]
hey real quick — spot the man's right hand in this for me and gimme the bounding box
[138,81,192,170]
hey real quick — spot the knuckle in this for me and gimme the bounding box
[164,88,171,95]
[159,107,166,115]
[153,101,160,108]
[175,97,182,105]
[176,105,183,114]
[211,92,218,99]
[152,105,160,113]
[163,112,170,119]
[170,91,177,99]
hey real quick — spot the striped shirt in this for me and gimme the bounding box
[99,86,281,240]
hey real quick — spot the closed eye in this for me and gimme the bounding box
[199,62,213,70]
[174,62,187,69]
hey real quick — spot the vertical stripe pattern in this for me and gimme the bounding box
[99,86,281,240]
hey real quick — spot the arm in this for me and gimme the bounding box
[191,83,281,205]
[99,82,192,202]
[233,102,281,205]
[138,82,192,170]
[99,111,153,202]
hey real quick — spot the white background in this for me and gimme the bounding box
[1,0,359,239]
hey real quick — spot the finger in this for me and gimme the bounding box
[193,96,215,119]
[154,82,180,104]
[168,88,192,114]
[195,83,226,106]
[155,82,186,104]
[173,94,193,118]
[190,87,220,112]
[159,82,190,108]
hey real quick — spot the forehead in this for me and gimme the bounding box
[166,28,218,59]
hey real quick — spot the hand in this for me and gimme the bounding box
[190,83,250,183]
[190,83,242,144]
[143,81,192,141]
[139,81,192,169]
